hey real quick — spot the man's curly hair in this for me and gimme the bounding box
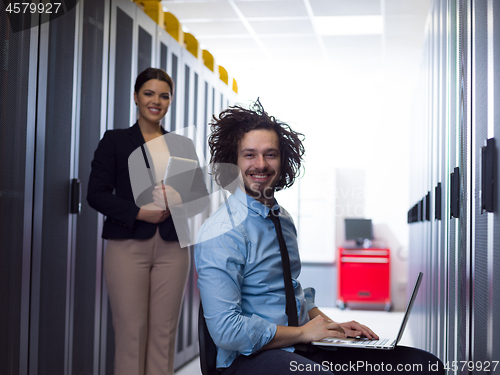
[208,100,305,191]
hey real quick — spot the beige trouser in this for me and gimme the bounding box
[105,230,190,375]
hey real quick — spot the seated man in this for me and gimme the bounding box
[195,101,444,375]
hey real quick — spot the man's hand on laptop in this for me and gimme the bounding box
[300,315,347,343]
[338,320,379,340]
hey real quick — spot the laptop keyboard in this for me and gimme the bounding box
[352,338,393,347]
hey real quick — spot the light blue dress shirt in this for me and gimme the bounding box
[195,187,317,369]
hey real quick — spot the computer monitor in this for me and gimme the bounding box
[345,218,373,246]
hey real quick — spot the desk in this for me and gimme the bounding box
[337,247,391,311]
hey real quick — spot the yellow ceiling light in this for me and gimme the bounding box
[202,50,215,72]
[219,66,228,85]
[164,12,184,44]
[232,78,238,94]
[184,33,202,59]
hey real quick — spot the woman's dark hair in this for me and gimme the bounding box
[134,67,174,95]
[208,100,305,191]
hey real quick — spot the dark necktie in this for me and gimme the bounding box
[268,209,299,327]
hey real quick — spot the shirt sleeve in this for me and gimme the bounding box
[195,226,277,356]
[303,287,317,312]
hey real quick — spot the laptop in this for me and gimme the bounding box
[311,272,423,350]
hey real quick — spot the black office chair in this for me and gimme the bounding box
[198,303,219,375]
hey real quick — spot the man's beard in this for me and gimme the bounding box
[243,182,275,201]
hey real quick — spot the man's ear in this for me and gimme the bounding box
[134,91,138,106]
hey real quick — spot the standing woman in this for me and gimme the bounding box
[87,68,208,375]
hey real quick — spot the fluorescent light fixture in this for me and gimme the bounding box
[314,16,383,36]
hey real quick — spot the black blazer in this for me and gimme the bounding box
[87,122,209,241]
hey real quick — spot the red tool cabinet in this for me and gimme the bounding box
[336,247,391,311]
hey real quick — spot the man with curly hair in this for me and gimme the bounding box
[195,101,444,375]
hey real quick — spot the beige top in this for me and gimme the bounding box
[144,134,171,186]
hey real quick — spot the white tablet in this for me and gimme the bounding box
[163,156,198,192]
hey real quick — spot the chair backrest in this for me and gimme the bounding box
[198,303,219,375]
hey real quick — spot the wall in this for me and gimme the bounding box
[235,54,414,267]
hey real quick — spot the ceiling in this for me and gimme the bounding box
[161,0,431,80]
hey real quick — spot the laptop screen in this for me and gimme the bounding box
[395,272,423,345]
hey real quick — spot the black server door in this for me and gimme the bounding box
[0,4,38,375]
[31,6,78,374]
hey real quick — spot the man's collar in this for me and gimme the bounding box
[234,187,279,219]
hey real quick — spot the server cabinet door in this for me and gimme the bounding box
[30,5,80,375]
[492,0,500,362]
[431,0,449,361]
[167,38,183,132]
[157,27,175,129]
[0,7,38,375]
[199,69,214,167]
[173,49,202,370]
[72,0,111,374]
[109,0,135,130]
[199,69,220,216]
[136,5,156,74]
[457,0,473,370]
[134,3,156,123]
[472,0,500,368]
[471,0,490,369]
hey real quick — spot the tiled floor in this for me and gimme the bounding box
[174,307,413,375]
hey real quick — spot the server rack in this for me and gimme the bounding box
[409,0,500,373]
[0,0,237,373]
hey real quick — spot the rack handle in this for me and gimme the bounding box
[70,178,81,215]
[450,167,460,218]
[435,183,442,220]
[481,138,496,213]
